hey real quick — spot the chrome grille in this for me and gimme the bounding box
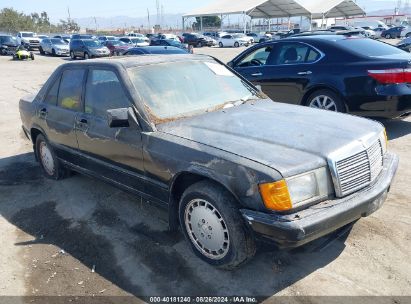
[335,139,383,196]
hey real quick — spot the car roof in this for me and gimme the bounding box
[60,54,210,69]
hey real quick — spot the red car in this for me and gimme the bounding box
[103,40,131,56]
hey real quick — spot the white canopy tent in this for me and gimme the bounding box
[182,0,365,32]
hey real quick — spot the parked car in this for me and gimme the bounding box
[247,32,272,43]
[16,32,41,50]
[71,34,96,40]
[400,26,411,38]
[19,55,398,269]
[119,37,149,47]
[396,37,411,52]
[127,33,149,42]
[102,40,131,56]
[381,27,404,39]
[53,35,71,44]
[98,36,117,43]
[150,39,191,52]
[228,35,411,119]
[373,27,385,38]
[182,33,209,47]
[123,46,188,55]
[157,33,180,42]
[69,39,110,60]
[37,35,49,40]
[218,34,250,48]
[360,27,377,39]
[39,38,69,56]
[0,35,18,55]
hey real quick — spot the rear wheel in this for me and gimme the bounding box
[219,42,223,48]
[52,49,56,56]
[39,47,45,55]
[406,32,411,38]
[84,52,90,60]
[30,52,35,60]
[70,51,76,60]
[35,134,68,180]
[306,89,345,113]
[385,33,392,39]
[179,181,256,270]
[234,41,240,48]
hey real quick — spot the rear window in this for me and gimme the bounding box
[336,38,405,57]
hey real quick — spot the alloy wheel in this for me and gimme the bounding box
[309,95,338,111]
[39,142,55,176]
[184,198,230,260]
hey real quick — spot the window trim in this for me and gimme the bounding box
[234,41,325,68]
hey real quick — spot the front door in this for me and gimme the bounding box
[75,68,145,194]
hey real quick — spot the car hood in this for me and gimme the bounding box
[157,100,383,177]
[1,42,18,47]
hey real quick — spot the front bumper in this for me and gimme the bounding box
[241,153,399,248]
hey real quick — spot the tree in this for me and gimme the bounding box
[194,16,221,29]
[58,18,80,33]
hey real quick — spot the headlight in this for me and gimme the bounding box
[259,167,333,211]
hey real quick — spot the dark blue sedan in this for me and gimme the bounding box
[228,35,411,119]
[381,26,404,39]
[123,46,188,55]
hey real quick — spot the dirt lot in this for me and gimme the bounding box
[0,42,410,302]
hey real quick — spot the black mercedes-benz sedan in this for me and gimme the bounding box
[19,55,398,269]
[228,35,411,119]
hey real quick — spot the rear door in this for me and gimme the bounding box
[75,68,145,193]
[38,68,86,163]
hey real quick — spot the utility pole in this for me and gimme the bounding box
[147,8,150,32]
[67,6,71,20]
[94,17,98,33]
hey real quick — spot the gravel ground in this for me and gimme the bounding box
[0,40,410,302]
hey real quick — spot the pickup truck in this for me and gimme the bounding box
[18,55,398,269]
[16,31,41,50]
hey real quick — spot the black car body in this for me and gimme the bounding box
[229,35,411,119]
[124,46,188,55]
[397,37,411,52]
[19,55,398,268]
[182,33,209,47]
[0,35,18,55]
[381,27,404,39]
[69,39,110,59]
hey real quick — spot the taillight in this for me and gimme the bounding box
[368,68,411,84]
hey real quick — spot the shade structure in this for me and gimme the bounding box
[183,0,311,18]
[183,0,365,19]
[301,0,365,19]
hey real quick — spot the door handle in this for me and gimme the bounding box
[39,108,48,119]
[251,72,263,77]
[297,71,312,75]
[79,118,88,124]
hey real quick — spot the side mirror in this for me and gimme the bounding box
[107,108,130,128]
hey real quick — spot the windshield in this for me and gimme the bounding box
[22,33,34,37]
[110,40,127,46]
[132,38,146,43]
[234,34,246,38]
[50,38,66,44]
[128,60,260,122]
[337,38,406,57]
[83,40,101,47]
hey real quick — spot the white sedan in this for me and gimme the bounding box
[218,34,250,48]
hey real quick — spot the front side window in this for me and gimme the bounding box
[58,69,85,111]
[85,70,129,118]
[128,60,261,122]
[237,46,274,67]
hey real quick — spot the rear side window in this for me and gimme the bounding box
[84,70,130,118]
[336,39,405,57]
[44,76,60,105]
[57,69,85,111]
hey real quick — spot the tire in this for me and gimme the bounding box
[406,33,411,38]
[35,134,68,180]
[52,49,56,56]
[385,34,392,39]
[197,41,203,48]
[39,47,45,55]
[84,52,89,60]
[219,42,223,48]
[234,42,240,48]
[306,89,345,113]
[179,180,256,270]
[30,53,34,60]
[70,51,76,60]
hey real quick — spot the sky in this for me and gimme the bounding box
[0,0,398,22]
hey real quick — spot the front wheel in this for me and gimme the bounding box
[84,52,90,60]
[35,134,68,180]
[70,51,76,60]
[30,52,35,60]
[385,33,392,39]
[39,47,45,55]
[306,89,345,113]
[179,181,256,269]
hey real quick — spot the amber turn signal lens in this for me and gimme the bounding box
[259,180,293,211]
